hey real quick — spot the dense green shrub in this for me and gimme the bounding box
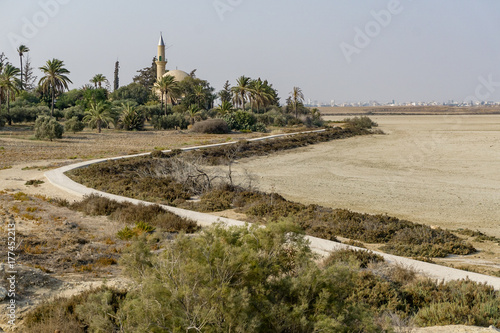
[191,118,230,134]
[408,279,500,327]
[64,116,85,133]
[55,89,84,109]
[117,223,382,332]
[0,115,5,128]
[10,105,50,123]
[222,110,257,131]
[34,116,64,141]
[137,104,162,119]
[151,113,189,130]
[63,105,85,120]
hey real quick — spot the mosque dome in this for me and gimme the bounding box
[163,69,189,82]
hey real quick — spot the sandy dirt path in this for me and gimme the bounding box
[231,115,500,236]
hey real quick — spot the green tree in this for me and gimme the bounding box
[110,82,151,105]
[231,75,252,111]
[290,86,305,119]
[250,78,273,113]
[90,74,108,89]
[154,75,180,115]
[38,58,72,117]
[113,60,119,91]
[133,57,157,90]
[83,101,113,133]
[219,80,232,104]
[0,64,21,125]
[177,76,216,110]
[17,44,29,90]
[22,55,37,92]
[118,222,381,332]
[55,89,84,109]
[193,84,205,108]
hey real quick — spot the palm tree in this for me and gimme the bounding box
[231,76,251,111]
[187,104,200,125]
[119,102,143,131]
[0,64,21,125]
[155,75,181,115]
[83,101,113,133]
[290,86,305,119]
[250,79,272,113]
[39,59,72,117]
[17,45,29,90]
[90,74,108,89]
[194,85,205,109]
[216,100,233,115]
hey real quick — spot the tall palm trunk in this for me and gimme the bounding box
[161,92,166,116]
[51,88,55,117]
[19,55,23,91]
[7,90,11,126]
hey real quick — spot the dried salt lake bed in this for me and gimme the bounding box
[232,115,500,236]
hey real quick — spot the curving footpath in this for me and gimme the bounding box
[45,131,500,290]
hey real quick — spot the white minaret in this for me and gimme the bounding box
[156,33,167,81]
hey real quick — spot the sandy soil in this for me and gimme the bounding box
[231,115,500,237]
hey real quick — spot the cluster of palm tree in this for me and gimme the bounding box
[1,45,74,123]
[0,62,21,125]
[90,74,108,88]
[229,76,278,113]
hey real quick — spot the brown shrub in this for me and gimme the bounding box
[324,249,385,268]
[191,119,230,134]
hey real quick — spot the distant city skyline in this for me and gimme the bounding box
[1,0,500,105]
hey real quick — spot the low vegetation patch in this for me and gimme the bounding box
[323,249,385,268]
[65,194,199,234]
[343,116,379,129]
[23,224,500,332]
[185,126,373,165]
[25,179,44,186]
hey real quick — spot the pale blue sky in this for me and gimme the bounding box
[1,0,499,104]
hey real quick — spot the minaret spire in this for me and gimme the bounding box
[159,32,165,46]
[156,32,167,81]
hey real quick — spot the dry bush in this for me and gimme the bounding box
[69,194,199,234]
[323,249,385,268]
[191,118,230,134]
[70,193,126,216]
[343,116,378,129]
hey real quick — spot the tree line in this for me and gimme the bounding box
[0,47,321,138]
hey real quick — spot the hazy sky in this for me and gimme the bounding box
[1,0,500,104]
